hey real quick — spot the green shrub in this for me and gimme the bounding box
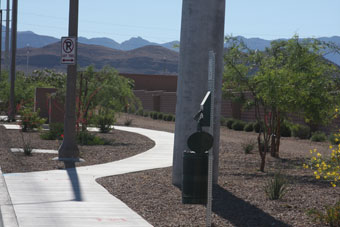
[226,118,236,129]
[310,131,327,142]
[280,121,291,137]
[40,122,64,140]
[163,114,169,121]
[19,108,46,132]
[94,111,115,133]
[157,112,164,120]
[220,117,227,126]
[77,131,111,145]
[124,118,133,126]
[232,120,246,131]
[242,140,255,154]
[254,121,263,133]
[244,122,254,132]
[149,112,158,120]
[136,109,144,116]
[143,111,149,117]
[264,173,287,200]
[166,114,174,121]
[291,124,311,139]
[329,133,340,145]
[308,201,340,227]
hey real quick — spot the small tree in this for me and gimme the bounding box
[0,70,57,113]
[76,66,139,131]
[223,36,340,171]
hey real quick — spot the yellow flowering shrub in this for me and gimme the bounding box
[304,143,340,188]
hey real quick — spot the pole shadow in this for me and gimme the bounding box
[212,185,291,227]
[66,167,83,201]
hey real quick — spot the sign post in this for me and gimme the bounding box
[61,37,76,65]
[57,0,80,168]
[206,50,215,227]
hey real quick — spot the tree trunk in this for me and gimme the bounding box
[258,134,266,172]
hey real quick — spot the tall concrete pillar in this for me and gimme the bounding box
[172,0,225,187]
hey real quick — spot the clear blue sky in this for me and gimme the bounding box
[2,0,339,44]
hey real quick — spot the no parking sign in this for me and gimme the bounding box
[61,37,77,65]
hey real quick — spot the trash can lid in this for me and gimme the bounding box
[187,131,213,153]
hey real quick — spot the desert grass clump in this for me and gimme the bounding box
[264,173,287,200]
[20,131,33,156]
[308,201,340,227]
[241,139,255,154]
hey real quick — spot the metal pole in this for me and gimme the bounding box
[26,43,29,75]
[206,51,215,227]
[8,0,16,121]
[58,0,80,167]
[5,0,9,72]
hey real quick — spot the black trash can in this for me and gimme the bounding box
[182,151,208,204]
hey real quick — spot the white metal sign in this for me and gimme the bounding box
[61,37,77,65]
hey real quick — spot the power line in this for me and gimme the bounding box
[18,22,178,43]
[20,11,180,32]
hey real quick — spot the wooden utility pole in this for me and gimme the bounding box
[172,0,226,187]
[8,0,17,121]
[58,0,80,168]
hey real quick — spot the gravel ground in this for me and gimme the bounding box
[1,113,339,226]
[98,113,340,227]
[0,123,154,173]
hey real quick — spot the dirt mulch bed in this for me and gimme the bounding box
[0,124,155,173]
[99,113,340,227]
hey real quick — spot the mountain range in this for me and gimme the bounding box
[231,36,340,65]
[11,29,180,52]
[2,27,340,74]
[15,42,179,75]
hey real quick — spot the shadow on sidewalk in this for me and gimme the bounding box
[66,167,83,201]
[212,185,290,227]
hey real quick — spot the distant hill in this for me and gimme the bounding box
[78,37,120,50]
[227,36,340,65]
[0,28,180,52]
[2,27,340,73]
[15,42,179,75]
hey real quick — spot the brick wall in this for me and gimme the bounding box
[120,73,177,92]
[34,88,57,121]
[160,92,177,114]
[49,97,64,124]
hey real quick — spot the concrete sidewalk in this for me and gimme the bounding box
[1,126,174,227]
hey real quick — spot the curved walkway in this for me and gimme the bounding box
[2,126,174,227]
